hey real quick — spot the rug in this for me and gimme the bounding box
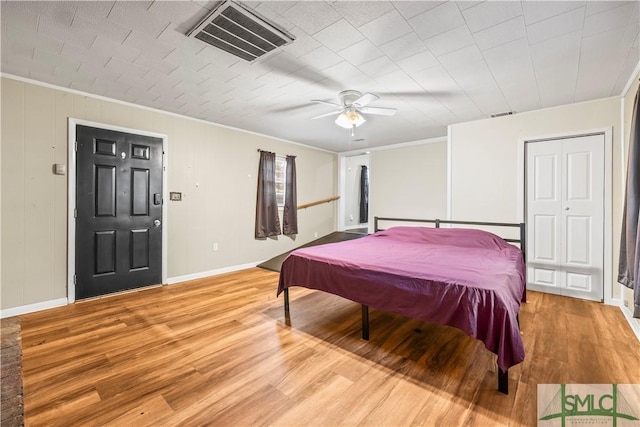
[257,231,367,273]
[1,317,24,427]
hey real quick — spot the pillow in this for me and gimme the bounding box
[375,226,513,250]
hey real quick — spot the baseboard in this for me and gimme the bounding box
[0,298,68,319]
[618,303,640,342]
[167,261,262,285]
[0,263,264,318]
[344,225,368,230]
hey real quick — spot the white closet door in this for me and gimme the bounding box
[527,140,563,289]
[526,134,604,301]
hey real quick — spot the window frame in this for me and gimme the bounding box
[274,155,287,210]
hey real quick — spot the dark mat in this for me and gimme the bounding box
[1,317,24,427]
[257,231,367,273]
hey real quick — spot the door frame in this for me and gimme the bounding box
[337,154,351,232]
[67,118,169,303]
[338,152,371,232]
[517,127,612,303]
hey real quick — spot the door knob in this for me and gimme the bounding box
[154,219,161,227]
[564,207,570,210]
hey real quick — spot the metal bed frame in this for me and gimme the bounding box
[282,216,526,394]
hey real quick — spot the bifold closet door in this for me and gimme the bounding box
[526,134,604,302]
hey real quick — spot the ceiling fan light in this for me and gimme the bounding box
[335,110,365,129]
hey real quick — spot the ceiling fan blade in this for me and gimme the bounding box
[353,92,379,108]
[311,99,342,108]
[376,90,453,99]
[311,110,342,120]
[269,103,314,113]
[262,53,341,89]
[360,106,397,116]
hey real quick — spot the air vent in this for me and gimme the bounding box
[187,1,295,62]
[491,111,515,118]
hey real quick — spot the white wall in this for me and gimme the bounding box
[369,141,448,232]
[0,76,338,312]
[449,97,623,302]
[343,153,369,228]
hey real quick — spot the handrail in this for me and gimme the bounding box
[297,196,340,210]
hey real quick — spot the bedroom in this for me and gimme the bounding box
[1,0,639,425]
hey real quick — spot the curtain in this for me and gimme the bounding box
[618,87,640,318]
[255,151,281,238]
[283,155,298,235]
[359,165,369,224]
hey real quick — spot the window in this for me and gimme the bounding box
[275,155,287,208]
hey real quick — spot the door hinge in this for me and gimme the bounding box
[75,141,78,152]
[73,274,76,285]
[74,208,77,218]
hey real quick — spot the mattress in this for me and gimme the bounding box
[277,226,526,370]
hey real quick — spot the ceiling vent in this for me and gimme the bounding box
[187,1,295,62]
[491,111,515,118]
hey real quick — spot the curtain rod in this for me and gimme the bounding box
[257,149,296,158]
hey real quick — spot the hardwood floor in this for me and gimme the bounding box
[19,268,640,426]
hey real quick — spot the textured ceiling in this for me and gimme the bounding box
[1,1,639,152]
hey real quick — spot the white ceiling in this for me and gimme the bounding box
[1,1,639,153]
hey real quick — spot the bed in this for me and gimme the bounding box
[277,217,526,394]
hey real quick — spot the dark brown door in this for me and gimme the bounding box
[76,125,163,299]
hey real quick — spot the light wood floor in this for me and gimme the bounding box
[19,268,640,426]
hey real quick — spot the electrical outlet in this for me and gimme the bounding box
[213,243,219,251]
[314,232,318,238]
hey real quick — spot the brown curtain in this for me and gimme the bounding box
[359,165,369,224]
[618,86,640,318]
[255,151,281,238]
[283,155,298,235]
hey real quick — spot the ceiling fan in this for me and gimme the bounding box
[311,90,397,136]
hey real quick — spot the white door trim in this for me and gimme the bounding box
[337,154,347,232]
[67,118,169,303]
[337,152,372,232]
[517,127,612,304]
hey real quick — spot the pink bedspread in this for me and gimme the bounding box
[277,226,526,371]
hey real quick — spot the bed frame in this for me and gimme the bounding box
[282,217,526,394]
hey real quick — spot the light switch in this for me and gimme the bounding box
[53,164,66,175]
